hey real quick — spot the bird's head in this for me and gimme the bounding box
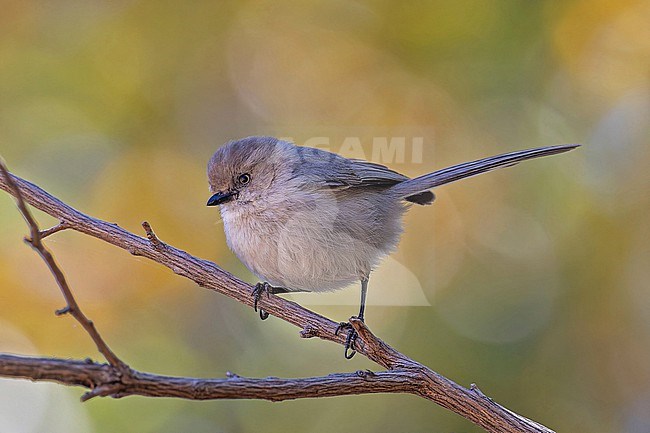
[207,136,288,208]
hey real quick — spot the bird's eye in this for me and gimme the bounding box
[238,173,251,185]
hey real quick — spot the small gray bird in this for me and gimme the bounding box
[207,136,578,358]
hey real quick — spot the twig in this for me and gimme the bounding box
[0,161,127,372]
[39,221,71,239]
[0,163,556,433]
[142,221,166,251]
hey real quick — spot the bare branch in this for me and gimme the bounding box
[0,163,556,433]
[0,354,418,402]
[0,161,126,372]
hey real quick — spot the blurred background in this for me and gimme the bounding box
[1,0,648,432]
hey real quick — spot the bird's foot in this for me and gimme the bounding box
[251,283,293,320]
[335,317,362,359]
[251,282,272,320]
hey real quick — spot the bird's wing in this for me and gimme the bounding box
[337,159,435,204]
[300,158,408,188]
[346,159,409,186]
[291,147,435,204]
[292,147,406,188]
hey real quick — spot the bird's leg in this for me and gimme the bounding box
[335,277,369,359]
[251,282,292,320]
[357,276,368,322]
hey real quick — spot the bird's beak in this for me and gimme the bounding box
[207,191,235,206]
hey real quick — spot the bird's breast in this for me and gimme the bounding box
[219,200,392,292]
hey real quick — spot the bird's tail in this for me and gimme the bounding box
[391,144,580,200]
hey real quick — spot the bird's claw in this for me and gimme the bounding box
[335,320,359,359]
[251,282,272,320]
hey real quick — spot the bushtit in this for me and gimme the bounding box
[207,136,578,358]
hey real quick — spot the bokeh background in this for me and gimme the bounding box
[1,0,649,432]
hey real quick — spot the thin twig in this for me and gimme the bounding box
[39,221,71,239]
[142,221,166,251]
[0,161,127,372]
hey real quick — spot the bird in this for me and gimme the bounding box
[206,136,579,358]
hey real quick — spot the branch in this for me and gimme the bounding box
[0,162,126,372]
[0,162,555,433]
[0,354,418,401]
